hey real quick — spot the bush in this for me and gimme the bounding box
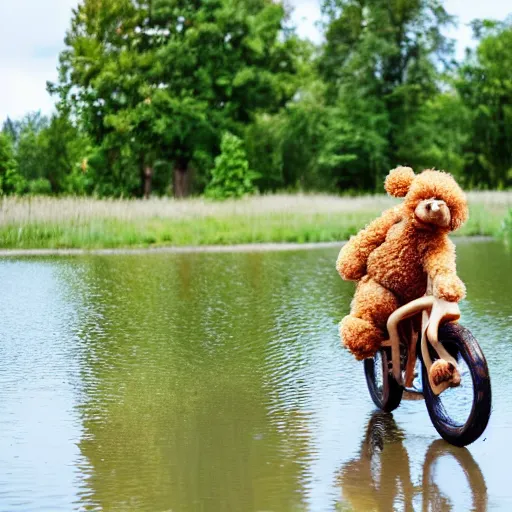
[2,168,28,195]
[64,160,94,196]
[205,132,259,200]
[28,178,52,195]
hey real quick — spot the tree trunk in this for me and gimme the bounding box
[173,159,189,198]
[143,165,153,199]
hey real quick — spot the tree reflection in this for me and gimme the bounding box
[72,252,318,511]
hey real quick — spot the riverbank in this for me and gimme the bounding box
[0,193,510,250]
[0,237,495,258]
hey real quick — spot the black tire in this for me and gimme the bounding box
[422,323,491,447]
[364,347,404,412]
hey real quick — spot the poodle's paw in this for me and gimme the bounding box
[429,359,461,388]
[434,274,466,302]
[339,316,384,361]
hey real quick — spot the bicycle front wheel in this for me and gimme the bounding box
[422,323,491,447]
[364,347,403,412]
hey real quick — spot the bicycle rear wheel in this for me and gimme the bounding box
[364,347,403,412]
[422,323,491,447]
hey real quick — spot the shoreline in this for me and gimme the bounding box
[0,236,494,258]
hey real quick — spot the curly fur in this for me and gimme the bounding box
[385,166,415,198]
[337,167,468,360]
[403,170,468,231]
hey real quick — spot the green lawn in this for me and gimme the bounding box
[0,193,510,249]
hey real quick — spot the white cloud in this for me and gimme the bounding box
[2,58,59,121]
[288,0,322,43]
[0,0,511,122]
[0,0,77,122]
[444,0,512,59]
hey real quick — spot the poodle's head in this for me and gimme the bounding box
[384,166,468,232]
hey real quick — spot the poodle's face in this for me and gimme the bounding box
[385,167,468,232]
[414,198,451,229]
[405,170,468,232]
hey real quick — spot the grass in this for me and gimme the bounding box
[0,192,511,250]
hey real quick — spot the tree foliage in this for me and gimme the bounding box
[2,2,512,197]
[0,133,25,195]
[317,0,455,186]
[455,20,512,188]
[49,0,301,197]
[205,132,257,199]
[1,112,90,195]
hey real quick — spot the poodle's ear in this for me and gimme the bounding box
[385,166,415,198]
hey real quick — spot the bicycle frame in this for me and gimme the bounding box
[381,277,462,395]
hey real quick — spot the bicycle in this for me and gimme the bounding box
[364,276,492,447]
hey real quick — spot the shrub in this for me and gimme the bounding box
[29,178,52,195]
[64,160,94,195]
[205,132,259,200]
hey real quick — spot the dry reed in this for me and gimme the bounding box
[1,192,510,226]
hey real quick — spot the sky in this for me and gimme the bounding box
[0,0,511,123]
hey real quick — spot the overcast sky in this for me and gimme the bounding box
[1,0,511,122]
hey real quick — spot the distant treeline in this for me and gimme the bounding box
[1,0,511,198]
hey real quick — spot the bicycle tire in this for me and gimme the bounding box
[364,347,404,412]
[421,323,491,447]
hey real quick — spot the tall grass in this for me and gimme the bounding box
[0,192,510,249]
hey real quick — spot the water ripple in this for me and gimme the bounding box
[0,245,510,510]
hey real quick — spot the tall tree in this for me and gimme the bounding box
[16,112,50,182]
[456,20,512,189]
[50,0,301,197]
[319,0,455,189]
[0,133,25,195]
[38,114,92,193]
[2,117,20,145]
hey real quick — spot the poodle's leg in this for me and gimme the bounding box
[340,277,400,360]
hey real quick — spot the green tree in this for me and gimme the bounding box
[396,91,470,180]
[205,132,257,199]
[2,111,90,195]
[38,114,92,194]
[50,0,301,198]
[247,80,390,193]
[456,20,512,189]
[1,117,21,145]
[245,40,326,192]
[16,112,49,182]
[0,133,26,195]
[319,0,455,190]
[319,87,390,191]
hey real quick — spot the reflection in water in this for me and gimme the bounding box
[71,252,324,511]
[0,242,509,511]
[338,412,487,511]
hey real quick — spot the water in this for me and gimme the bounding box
[0,240,510,511]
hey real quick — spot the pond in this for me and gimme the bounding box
[0,240,511,511]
